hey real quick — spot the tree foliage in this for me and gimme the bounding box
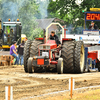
[48,0,100,30]
[35,0,49,19]
[0,0,43,40]
[18,0,40,39]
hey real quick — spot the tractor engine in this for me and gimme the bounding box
[33,40,58,66]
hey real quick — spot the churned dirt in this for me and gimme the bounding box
[0,65,100,100]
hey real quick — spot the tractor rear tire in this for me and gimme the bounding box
[57,58,63,74]
[30,40,43,72]
[28,57,34,73]
[74,41,85,73]
[61,41,75,73]
[24,40,31,73]
[30,40,43,57]
[96,62,100,72]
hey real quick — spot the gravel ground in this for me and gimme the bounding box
[0,65,100,100]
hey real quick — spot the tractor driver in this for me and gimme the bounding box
[50,31,61,48]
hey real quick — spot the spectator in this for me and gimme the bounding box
[10,41,19,65]
[88,21,98,30]
[17,40,25,65]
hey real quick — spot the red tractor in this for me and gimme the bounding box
[24,23,85,74]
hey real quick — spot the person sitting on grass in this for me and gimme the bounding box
[10,41,19,65]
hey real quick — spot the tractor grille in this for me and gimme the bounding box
[40,50,49,57]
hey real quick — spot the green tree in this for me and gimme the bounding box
[0,0,2,19]
[35,0,49,19]
[48,0,100,29]
[0,0,43,40]
[18,0,42,39]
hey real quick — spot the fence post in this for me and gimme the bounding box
[5,86,13,100]
[69,77,75,98]
[71,77,73,98]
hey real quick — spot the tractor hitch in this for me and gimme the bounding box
[32,56,49,66]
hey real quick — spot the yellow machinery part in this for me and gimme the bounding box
[0,45,10,49]
[21,34,26,43]
[90,8,100,11]
[0,45,18,49]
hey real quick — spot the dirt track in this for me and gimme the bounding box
[0,65,100,100]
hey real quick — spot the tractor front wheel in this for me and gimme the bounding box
[27,57,34,73]
[57,58,63,74]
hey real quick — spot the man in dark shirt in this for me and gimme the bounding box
[88,21,98,30]
[50,31,61,48]
[17,40,25,65]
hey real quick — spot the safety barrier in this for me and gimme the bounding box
[4,77,100,100]
[5,85,13,100]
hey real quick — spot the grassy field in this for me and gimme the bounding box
[42,88,100,100]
